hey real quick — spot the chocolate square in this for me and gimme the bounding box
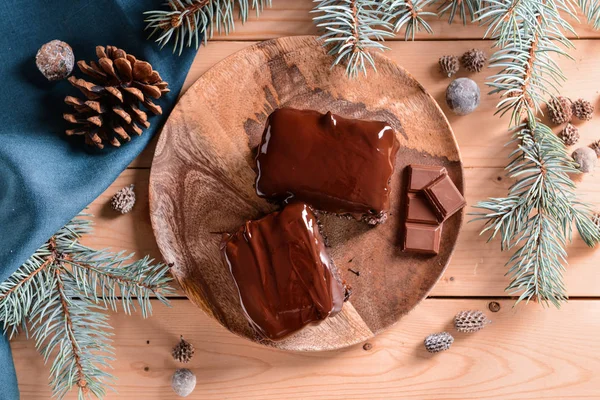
[423,174,466,222]
[406,192,438,225]
[407,165,447,192]
[403,222,442,255]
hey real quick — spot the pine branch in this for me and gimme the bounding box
[472,120,600,307]
[312,0,394,78]
[144,0,273,55]
[384,0,437,40]
[437,0,482,24]
[578,0,600,28]
[0,213,173,399]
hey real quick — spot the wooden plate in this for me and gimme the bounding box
[149,36,463,351]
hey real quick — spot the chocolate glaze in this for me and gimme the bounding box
[255,108,400,216]
[221,203,345,341]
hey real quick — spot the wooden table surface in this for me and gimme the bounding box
[11,2,600,399]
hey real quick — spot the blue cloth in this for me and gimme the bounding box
[0,1,197,397]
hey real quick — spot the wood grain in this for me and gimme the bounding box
[149,36,465,350]
[13,299,600,399]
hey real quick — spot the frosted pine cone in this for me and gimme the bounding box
[558,123,579,146]
[439,55,459,78]
[172,336,195,363]
[460,49,486,73]
[110,184,136,214]
[424,332,454,353]
[572,98,594,121]
[547,96,572,125]
[454,310,491,333]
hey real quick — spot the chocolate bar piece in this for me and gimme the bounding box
[423,174,466,222]
[407,165,447,192]
[406,192,438,225]
[220,203,345,341]
[255,108,400,218]
[403,222,442,255]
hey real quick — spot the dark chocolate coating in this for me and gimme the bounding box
[221,203,344,341]
[423,174,466,222]
[255,108,400,216]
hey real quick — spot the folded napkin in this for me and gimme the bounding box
[0,1,197,397]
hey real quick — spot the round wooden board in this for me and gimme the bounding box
[149,36,463,351]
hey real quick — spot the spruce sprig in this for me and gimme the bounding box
[144,0,273,55]
[0,214,174,399]
[472,120,600,307]
[437,0,480,24]
[312,0,395,78]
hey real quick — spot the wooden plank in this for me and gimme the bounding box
[142,0,600,41]
[12,298,600,399]
[133,40,600,169]
[85,167,600,297]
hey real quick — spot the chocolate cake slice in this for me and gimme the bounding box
[255,108,400,223]
[220,203,345,341]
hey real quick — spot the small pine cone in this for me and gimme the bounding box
[460,49,486,73]
[558,123,580,146]
[592,212,600,232]
[439,55,459,78]
[172,336,195,363]
[63,45,170,149]
[547,96,572,125]
[454,310,491,333]
[589,140,600,157]
[424,332,454,353]
[572,98,594,121]
[110,184,136,214]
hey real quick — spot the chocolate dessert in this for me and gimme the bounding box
[255,108,400,222]
[220,203,345,341]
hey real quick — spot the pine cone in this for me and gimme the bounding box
[172,336,195,364]
[558,123,580,146]
[63,45,169,149]
[111,184,136,214]
[439,55,459,77]
[547,96,572,125]
[460,49,486,73]
[572,98,594,121]
[424,332,454,353]
[589,140,600,157]
[592,212,600,232]
[454,310,491,333]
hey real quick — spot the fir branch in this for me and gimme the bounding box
[578,0,600,28]
[144,0,273,55]
[437,0,482,24]
[312,0,394,78]
[472,120,600,307]
[0,213,173,399]
[384,0,437,40]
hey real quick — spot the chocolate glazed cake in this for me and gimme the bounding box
[255,108,400,224]
[220,203,345,341]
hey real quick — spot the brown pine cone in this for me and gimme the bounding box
[172,336,195,363]
[589,140,600,157]
[572,98,594,121]
[592,212,600,232]
[454,310,491,333]
[460,49,486,73]
[558,123,579,146]
[546,96,572,125]
[111,184,136,214]
[424,332,454,353]
[439,55,459,78]
[63,45,169,149]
